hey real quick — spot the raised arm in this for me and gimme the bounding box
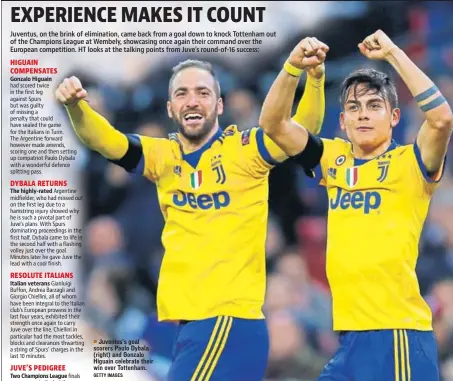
[55,76,128,160]
[292,63,326,135]
[259,37,329,157]
[359,30,453,175]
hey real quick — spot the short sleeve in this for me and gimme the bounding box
[117,134,170,183]
[409,142,446,196]
[319,138,335,186]
[238,127,288,177]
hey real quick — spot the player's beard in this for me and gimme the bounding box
[173,108,218,144]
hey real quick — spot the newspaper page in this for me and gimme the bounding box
[3,2,453,381]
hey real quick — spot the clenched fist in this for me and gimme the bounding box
[288,37,329,71]
[55,76,87,106]
[358,30,398,61]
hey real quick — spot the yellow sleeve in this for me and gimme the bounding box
[65,101,171,182]
[65,100,128,160]
[319,138,336,186]
[126,135,171,183]
[409,142,446,197]
[238,127,288,177]
[292,75,325,135]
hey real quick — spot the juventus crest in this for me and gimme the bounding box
[377,162,390,182]
[211,154,226,184]
[377,153,391,182]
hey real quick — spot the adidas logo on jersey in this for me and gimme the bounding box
[330,188,381,214]
[328,168,337,179]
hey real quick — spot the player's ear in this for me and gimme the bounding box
[390,107,401,128]
[339,112,346,131]
[167,100,173,119]
[216,97,224,116]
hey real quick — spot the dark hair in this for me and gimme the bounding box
[168,59,221,99]
[340,68,399,110]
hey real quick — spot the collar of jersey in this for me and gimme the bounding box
[353,139,399,167]
[181,127,224,169]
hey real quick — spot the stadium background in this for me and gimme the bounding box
[56,2,453,380]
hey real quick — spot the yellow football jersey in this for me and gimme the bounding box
[135,125,287,321]
[319,138,443,331]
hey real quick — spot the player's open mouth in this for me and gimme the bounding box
[183,113,204,126]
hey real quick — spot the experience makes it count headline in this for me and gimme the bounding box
[11,6,266,23]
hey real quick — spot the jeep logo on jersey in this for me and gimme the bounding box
[173,191,230,210]
[330,188,381,214]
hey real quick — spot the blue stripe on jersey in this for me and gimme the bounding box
[183,128,223,169]
[126,134,145,175]
[136,154,145,175]
[353,139,398,167]
[413,142,445,183]
[111,133,144,175]
[256,128,279,165]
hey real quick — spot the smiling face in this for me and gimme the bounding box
[167,67,223,144]
[340,82,401,151]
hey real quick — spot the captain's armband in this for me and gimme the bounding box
[289,132,324,178]
[108,134,144,173]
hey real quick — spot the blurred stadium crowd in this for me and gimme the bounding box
[67,2,453,380]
